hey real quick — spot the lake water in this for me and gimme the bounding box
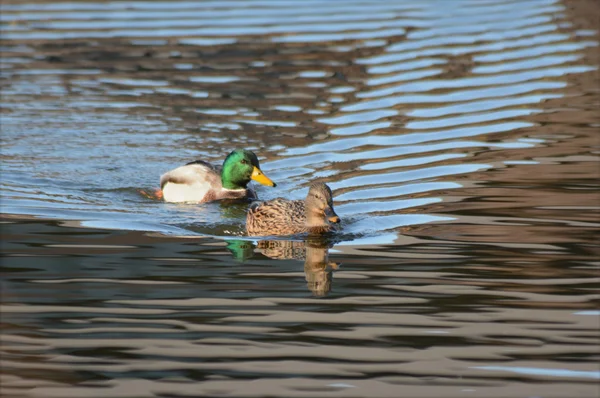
[1,0,599,397]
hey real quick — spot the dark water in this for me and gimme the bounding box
[1,0,599,397]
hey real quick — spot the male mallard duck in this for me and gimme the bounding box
[160,149,276,203]
[246,182,340,236]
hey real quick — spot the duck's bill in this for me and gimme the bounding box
[251,167,277,187]
[324,207,341,224]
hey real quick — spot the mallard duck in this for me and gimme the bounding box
[246,182,340,236]
[160,149,276,203]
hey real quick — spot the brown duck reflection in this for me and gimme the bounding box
[302,240,340,297]
[226,237,340,296]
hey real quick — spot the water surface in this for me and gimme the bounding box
[1,0,599,397]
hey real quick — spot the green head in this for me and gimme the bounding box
[221,149,276,190]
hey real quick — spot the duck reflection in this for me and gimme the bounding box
[225,236,340,296]
[225,239,256,261]
[302,238,340,297]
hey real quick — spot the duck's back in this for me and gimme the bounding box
[246,198,306,236]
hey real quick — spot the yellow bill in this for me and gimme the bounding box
[251,166,276,187]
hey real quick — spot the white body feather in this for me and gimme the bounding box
[160,163,217,203]
[162,181,211,203]
[160,162,249,203]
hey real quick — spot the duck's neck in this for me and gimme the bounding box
[222,177,247,190]
[305,207,329,229]
[221,167,248,190]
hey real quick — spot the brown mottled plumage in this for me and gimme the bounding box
[246,183,341,236]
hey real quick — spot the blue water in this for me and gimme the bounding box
[1,0,598,397]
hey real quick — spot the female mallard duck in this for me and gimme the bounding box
[246,182,340,236]
[160,149,276,203]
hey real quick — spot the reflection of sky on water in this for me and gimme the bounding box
[1,0,598,246]
[474,366,600,380]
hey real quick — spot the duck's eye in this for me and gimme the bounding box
[314,194,321,200]
[241,159,248,165]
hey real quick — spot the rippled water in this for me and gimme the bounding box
[1,0,599,397]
